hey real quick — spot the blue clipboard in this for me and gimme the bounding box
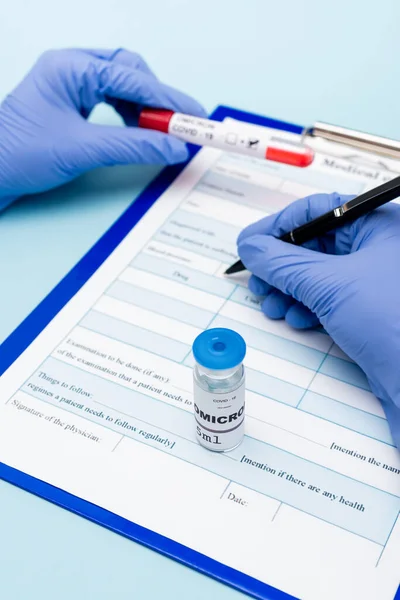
[0,105,398,600]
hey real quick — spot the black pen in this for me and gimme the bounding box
[224,174,400,275]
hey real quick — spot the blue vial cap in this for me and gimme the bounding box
[192,328,246,370]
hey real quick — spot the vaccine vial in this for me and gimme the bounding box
[192,328,246,452]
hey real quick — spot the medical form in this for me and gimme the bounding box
[0,117,399,600]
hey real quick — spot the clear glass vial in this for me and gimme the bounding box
[192,328,246,452]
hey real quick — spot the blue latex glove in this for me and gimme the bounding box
[0,48,206,210]
[237,192,400,449]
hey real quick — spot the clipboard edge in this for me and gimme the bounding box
[0,104,398,600]
[0,460,297,600]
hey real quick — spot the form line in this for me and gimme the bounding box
[271,503,282,522]
[220,481,231,499]
[112,435,124,453]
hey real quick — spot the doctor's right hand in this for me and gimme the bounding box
[237,192,400,449]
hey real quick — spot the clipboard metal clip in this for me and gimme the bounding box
[301,121,400,169]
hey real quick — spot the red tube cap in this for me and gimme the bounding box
[138,108,174,133]
[266,145,314,168]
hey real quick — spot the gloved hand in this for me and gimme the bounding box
[237,192,400,449]
[0,48,206,210]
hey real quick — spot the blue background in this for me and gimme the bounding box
[0,1,400,598]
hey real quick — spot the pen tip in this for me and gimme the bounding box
[224,261,244,275]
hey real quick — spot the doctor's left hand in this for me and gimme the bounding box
[0,48,206,210]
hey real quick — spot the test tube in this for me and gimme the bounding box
[192,328,246,452]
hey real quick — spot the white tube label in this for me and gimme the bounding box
[193,378,245,451]
[169,113,269,159]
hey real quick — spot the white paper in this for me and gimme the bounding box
[0,125,399,600]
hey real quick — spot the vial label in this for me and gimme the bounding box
[193,378,245,452]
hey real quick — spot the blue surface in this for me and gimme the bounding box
[1,1,400,598]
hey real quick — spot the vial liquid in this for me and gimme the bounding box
[192,328,246,452]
